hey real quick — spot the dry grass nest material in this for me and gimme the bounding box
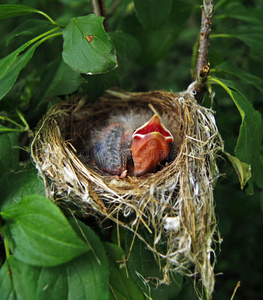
[31,85,223,299]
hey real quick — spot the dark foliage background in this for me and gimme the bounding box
[0,0,262,299]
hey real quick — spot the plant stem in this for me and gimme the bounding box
[37,10,59,27]
[194,0,214,104]
[37,32,63,45]
[0,115,24,130]
[210,33,234,39]
[16,109,30,131]
[17,26,61,56]
[4,238,10,260]
[0,128,24,133]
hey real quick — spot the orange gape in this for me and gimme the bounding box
[131,114,173,176]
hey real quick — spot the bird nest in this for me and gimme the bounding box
[31,84,223,298]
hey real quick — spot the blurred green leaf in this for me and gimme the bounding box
[108,31,142,62]
[7,19,53,46]
[174,278,199,300]
[255,155,263,189]
[104,242,145,300]
[125,0,192,65]
[0,163,45,211]
[82,69,118,101]
[0,4,43,20]
[0,42,40,100]
[0,131,19,175]
[134,0,172,30]
[0,4,56,25]
[224,152,252,190]
[43,60,86,99]
[1,195,90,266]
[229,26,263,58]
[0,26,60,100]
[134,25,176,65]
[260,191,263,213]
[0,261,15,300]
[215,2,262,25]
[209,76,263,192]
[62,14,117,74]
[212,60,263,94]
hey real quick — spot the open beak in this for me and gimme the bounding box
[131,114,173,176]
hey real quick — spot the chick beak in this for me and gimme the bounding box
[131,114,173,176]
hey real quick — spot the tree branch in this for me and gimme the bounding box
[194,0,214,103]
[90,0,109,31]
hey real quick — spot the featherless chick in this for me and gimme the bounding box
[89,110,174,177]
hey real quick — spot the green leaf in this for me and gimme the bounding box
[43,60,86,99]
[8,249,109,300]
[215,2,262,26]
[174,278,199,300]
[212,60,263,94]
[0,26,60,100]
[136,25,177,65]
[0,261,15,300]
[255,155,263,189]
[0,163,46,211]
[108,31,142,62]
[224,152,252,190]
[1,195,90,266]
[7,19,53,46]
[68,219,110,300]
[0,42,40,100]
[209,76,263,192]
[134,0,172,30]
[9,256,68,300]
[104,242,145,300]
[124,0,192,64]
[0,4,42,20]
[6,219,109,300]
[229,26,263,58]
[0,4,56,25]
[260,191,263,213]
[62,14,117,74]
[0,131,19,175]
[82,70,118,101]
[125,230,183,299]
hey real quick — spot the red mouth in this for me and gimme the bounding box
[131,114,173,176]
[132,114,173,142]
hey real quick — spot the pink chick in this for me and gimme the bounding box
[91,111,173,177]
[131,114,174,176]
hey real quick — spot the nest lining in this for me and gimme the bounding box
[31,85,223,299]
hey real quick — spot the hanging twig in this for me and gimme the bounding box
[194,0,214,103]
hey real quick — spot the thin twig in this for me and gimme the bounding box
[90,0,109,31]
[230,281,241,300]
[194,0,214,103]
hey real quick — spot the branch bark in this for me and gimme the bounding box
[90,0,109,31]
[194,0,214,103]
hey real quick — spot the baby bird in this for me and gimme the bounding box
[93,121,132,177]
[90,110,174,177]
